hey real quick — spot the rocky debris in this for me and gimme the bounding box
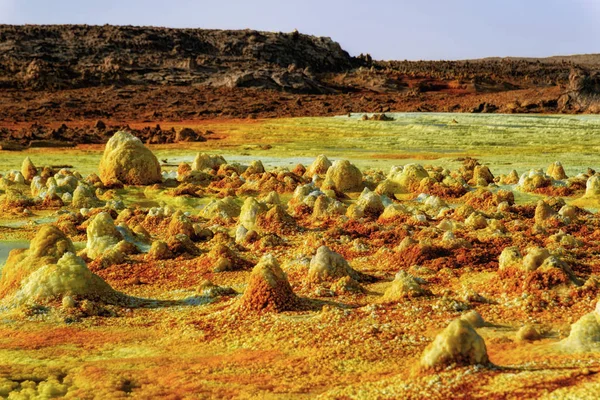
[381,271,428,302]
[361,113,394,121]
[238,254,298,312]
[175,127,206,143]
[420,319,489,370]
[307,246,363,283]
[471,102,498,113]
[498,245,578,284]
[99,131,162,185]
[517,169,552,192]
[0,122,211,148]
[323,160,363,192]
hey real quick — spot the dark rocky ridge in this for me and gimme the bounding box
[0,25,353,92]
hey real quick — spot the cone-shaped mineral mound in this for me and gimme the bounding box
[238,254,298,312]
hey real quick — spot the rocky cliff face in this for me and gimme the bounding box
[558,68,600,112]
[0,25,353,92]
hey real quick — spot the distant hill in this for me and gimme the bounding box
[472,54,600,65]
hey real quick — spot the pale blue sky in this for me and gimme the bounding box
[1,0,599,60]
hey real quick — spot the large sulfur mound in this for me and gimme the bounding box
[99,130,162,185]
[238,254,298,312]
[10,253,120,306]
[0,225,122,307]
[420,319,489,370]
[0,225,76,298]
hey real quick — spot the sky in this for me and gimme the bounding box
[0,0,599,61]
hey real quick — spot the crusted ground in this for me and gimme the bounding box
[2,116,600,398]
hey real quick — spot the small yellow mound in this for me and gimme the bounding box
[420,319,489,370]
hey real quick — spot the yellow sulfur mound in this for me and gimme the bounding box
[99,130,162,185]
[0,225,121,307]
[420,318,489,370]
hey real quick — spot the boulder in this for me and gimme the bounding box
[239,197,267,231]
[72,184,102,209]
[9,252,119,306]
[355,188,384,215]
[388,164,429,191]
[0,225,75,298]
[498,246,523,270]
[585,175,600,197]
[0,226,121,306]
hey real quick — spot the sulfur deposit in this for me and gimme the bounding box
[324,160,363,192]
[420,319,489,370]
[0,226,121,306]
[99,130,162,185]
[307,245,363,283]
